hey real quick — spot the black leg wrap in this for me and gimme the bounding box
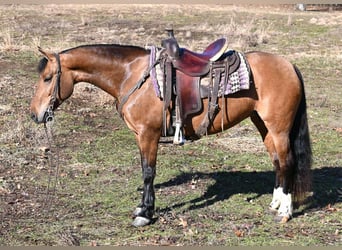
[132,165,156,227]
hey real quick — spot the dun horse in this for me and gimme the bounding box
[30,37,312,227]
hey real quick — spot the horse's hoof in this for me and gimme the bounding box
[274,215,290,223]
[132,216,151,227]
[268,206,278,215]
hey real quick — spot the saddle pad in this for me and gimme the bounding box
[224,52,251,95]
[150,50,251,99]
[200,52,251,97]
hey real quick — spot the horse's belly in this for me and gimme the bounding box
[184,94,256,137]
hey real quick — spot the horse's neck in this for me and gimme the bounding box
[63,46,149,98]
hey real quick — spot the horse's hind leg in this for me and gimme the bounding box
[261,112,295,222]
[268,131,294,223]
[251,113,280,208]
[251,111,292,222]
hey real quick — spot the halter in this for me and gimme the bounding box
[45,53,62,123]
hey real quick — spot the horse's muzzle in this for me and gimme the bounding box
[30,109,54,124]
[30,112,39,124]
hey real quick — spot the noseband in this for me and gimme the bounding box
[45,53,62,123]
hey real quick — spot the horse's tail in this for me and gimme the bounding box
[290,64,312,203]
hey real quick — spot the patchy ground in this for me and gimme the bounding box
[0,4,341,246]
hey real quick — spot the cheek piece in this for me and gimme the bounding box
[44,53,62,123]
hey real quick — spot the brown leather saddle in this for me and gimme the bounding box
[160,30,242,140]
[162,36,228,76]
[162,31,241,117]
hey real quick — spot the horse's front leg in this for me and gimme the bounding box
[132,131,160,227]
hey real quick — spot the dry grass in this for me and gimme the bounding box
[0,28,17,51]
[0,4,273,53]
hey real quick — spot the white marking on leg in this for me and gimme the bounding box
[269,187,282,210]
[133,207,143,217]
[278,191,293,218]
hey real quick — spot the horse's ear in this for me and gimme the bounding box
[38,46,55,61]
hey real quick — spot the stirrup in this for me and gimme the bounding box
[173,123,184,145]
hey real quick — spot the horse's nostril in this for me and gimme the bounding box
[30,113,38,123]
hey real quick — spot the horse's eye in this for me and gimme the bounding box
[44,76,52,83]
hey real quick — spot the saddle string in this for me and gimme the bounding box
[196,60,230,136]
[161,56,172,137]
[221,58,230,132]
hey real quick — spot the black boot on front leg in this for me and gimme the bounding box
[133,163,156,227]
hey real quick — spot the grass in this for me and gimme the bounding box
[0,4,341,246]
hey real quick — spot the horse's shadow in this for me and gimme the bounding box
[155,166,341,214]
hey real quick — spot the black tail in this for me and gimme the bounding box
[290,65,312,202]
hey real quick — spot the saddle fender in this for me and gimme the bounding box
[176,71,202,120]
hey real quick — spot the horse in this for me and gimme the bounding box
[30,40,312,227]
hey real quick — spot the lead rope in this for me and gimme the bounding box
[43,120,60,213]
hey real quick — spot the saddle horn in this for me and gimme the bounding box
[165,28,175,38]
[162,28,180,59]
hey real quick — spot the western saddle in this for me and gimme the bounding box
[162,36,228,76]
[160,29,241,144]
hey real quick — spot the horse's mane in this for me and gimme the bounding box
[61,44,145,53]
[37,44,147,73]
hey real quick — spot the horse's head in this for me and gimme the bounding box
[30,47,74,124]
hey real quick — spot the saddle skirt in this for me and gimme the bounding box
[151,50,251,118]
[199,52,251,98]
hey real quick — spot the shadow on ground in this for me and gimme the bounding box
[155,166,342,214]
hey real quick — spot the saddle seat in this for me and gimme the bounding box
[164,38,228,77]
[190,38,228,61]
